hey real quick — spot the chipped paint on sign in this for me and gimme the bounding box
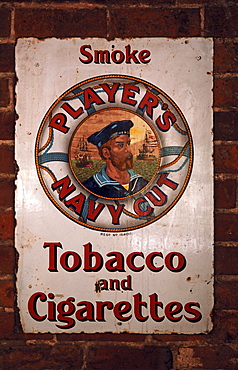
[15,38,213,333]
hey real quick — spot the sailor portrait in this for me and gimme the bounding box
[82,120,149,198]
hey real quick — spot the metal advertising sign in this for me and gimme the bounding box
[15,38,213,333]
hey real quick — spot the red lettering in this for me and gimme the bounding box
[165,301,183,322]
[138,49,151,63]
[87,200,105,222]
[60,251,81,272]
[133,293,148,322]
[100,83,120,103]
[127,252,144,272]
[149,293,164,322]
[96,301,113,321]
[156,111,176,132]
[83,87,105,110]
[76,301,95,321]
[28,292,47,321]
[121,275,132,290]
[43,242,187,275]
[83,242,103,272]
[121,84,140,106]
[107,204,125,225]
[79,44,93,64]
[157,173,178,190]
[133,197,153,217]
[47,293,56,321]
[56,297,76,329]
[145,187,167,206]
[105,252,125,272]
[109,279,120,290]
[146,252,164,272]
[114,301,132,321]
[138,91,159,119]
[65,193,86,215]
[51,176,76,201]
[43,242,63,272]
[184,302,202,322]
[79,44,151,64]
[99,279,108,291]
[61,102,83,119]
[94,50,110,64]
[125,45,139,64]
[28,291,202,326]
[144,174,178,207]
[49,113,69,133]
[165,252,186,272]
[111,50,125,63]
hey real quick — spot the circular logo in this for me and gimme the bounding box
[35,75,193,232]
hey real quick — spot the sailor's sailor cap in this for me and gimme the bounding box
[87,120,134,148]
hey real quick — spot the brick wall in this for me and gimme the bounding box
[0,0,237,369]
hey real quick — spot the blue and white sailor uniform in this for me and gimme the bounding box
[83,165,148,198]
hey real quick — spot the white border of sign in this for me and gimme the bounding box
[15,38,213,334]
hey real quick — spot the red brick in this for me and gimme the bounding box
[5,0,35,2]
[215,281,238,310]
[215,214,238,241]
[36,0,175,3]
[0,312,14,338]
[215,246,238,275]
[109,8,200,38]
[1,344,83,369]
[0,145,14,174]
[0,6,11,37]
[178,0,207,3]
[0,280,14,308]
[58,332,146,342]
[155,310,237,342]
[110,0,174,3]
[153,333,208,343]
[0,178,14,207]
[212,310,238,341]
[205,6,238,38]
[214,78,238,108]
[0,111,15,140]
[7,333,54,341]
[182,0,238,3]
[0,79,10,108]
[0,44,14,73]
[214,41,238,74]
[15,8,107,38]
[214,111,238,141]
[178,344,238,370]
[0,246,15,274]
[214,145,238,173]
[13,0,88,1]
[0,0,237,364]
[50,0,174,2]
[87,345,172,370]
[0,212,14,240]
[13,0,174,2]
[214,179,236,209]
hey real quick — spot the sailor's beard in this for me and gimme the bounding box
[110,153,134,171]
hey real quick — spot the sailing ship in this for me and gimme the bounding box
[136,130,157,161]
[75,136,93,168]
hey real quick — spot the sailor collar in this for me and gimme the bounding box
[93,165,141,188]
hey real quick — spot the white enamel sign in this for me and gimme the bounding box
[16,38,213,333]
